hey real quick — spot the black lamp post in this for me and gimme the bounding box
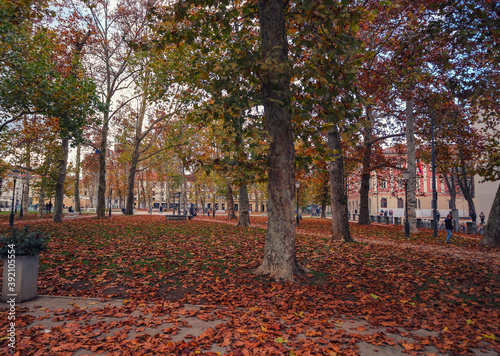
[402,170,411,239]
[295,181,300,226]
[20,183,25,220]
[9,169,19,227]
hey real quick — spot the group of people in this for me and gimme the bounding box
[444,210,486,244]
[469,211,486,224]
[44,201,53,213]
[379,209,394,217]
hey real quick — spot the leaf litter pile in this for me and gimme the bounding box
[0,215,498,355]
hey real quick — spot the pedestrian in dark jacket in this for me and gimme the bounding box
[445,214,453,243]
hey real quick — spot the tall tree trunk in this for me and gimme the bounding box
[406,98,418,233]
[182,165,187,213]
[255,0,305,281]
[53,137,70,223]
[480,184,500,247]
[125,155,138,214]
[455,160,476,214]
[74,143,81,213]
[328,126,353,242]
[358,150,372,224]
[140,173,146,209]
[21,145,31,217]
[320,180,328,219]
[97,116,109,218]
[443,172,457,210]
[237,184,251,226]
[22,172,29,218]
[212,187,216,216]
[358,115,373,225]
[146,173,151,211]
[226,179,237,219]
[38,186,44,217]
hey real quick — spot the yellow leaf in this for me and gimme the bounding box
[443,326,449,332]
[482,334,496,340]
[370,293,379,300]
[466,319,473,325]
[274,337,289,344]
[261,325,267,332]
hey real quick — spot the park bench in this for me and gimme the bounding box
[165,215,193,221]
[66,212,80,219]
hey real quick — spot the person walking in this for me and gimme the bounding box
[470,210,477,224]
[445,214,453,244]
[479,212,485,224]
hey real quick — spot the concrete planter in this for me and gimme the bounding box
[2,255,39,302]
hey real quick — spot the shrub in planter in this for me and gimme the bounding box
[0,226,49,256]
[1,226,50,302]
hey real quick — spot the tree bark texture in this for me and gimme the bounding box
[358,128,373,225]
[74,143,81,213]
[328,126,353,242]
[226,180,237,219]
[22,170,30,217]
[21,147,31,216]
[254,0,304,281]
[37,187,44,218]
[480,184,500,247]
[455,161,476,214]
[443,173,457,210]
[53,137,69,223]
[237,184,251,226]
[125,147,139,215]
[406,98,418,233]
[97,116,109,218]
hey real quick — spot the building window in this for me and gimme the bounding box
[380,180,387,189]
[397,198,404,209]
[381,198,387,208]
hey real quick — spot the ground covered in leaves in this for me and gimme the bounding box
[1,215,499,355]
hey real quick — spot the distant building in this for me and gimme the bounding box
[347,149,470,218]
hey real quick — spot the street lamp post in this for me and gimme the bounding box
[9,169,19,227]
[295,181,300,226]
[20,183,25,220]
[402,170,411,239]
